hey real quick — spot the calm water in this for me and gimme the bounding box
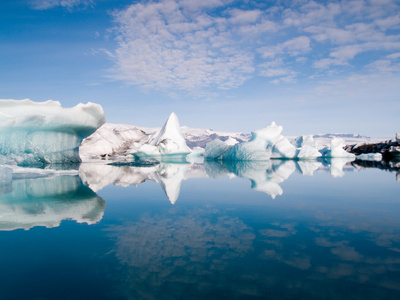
[0,160,399,300]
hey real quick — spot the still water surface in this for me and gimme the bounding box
[0,160,399,299]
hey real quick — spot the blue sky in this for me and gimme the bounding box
[0,0,399,137]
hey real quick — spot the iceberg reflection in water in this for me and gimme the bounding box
[79,157,398,202]
[0,168,105,231]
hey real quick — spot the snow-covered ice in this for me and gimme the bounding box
[356,153,383,161]
[204,122,322,161]
[320,138,356,159]
[133,112,192,161]
[80,123,150,160]
[0,99,105,165]
[220,122,283,161]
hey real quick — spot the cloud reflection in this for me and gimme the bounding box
[108,207,256,299]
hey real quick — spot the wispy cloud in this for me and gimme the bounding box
[109,0,256,91]
[108,0,400,93]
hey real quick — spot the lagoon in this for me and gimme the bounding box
[0,160,399,299]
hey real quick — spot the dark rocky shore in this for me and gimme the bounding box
[344,133,400,161]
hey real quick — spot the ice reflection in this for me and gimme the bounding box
[79,162,195,204]
[79,158,398,203]
[0,167,105,231]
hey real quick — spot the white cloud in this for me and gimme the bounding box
[110,0,255,91]
[108,0,400,93]
[228,9,262,24]
[282,36,311,56]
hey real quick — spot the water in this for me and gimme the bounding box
[0,160,399,299]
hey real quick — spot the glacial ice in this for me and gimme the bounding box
[356,153,382,161]
[204,139,231,160]
[204,122,322,161]
[133,112,191,161]
[320,138,355,159]
[80,123,150,160]
[221,122,283,161]
[0,99,105,165]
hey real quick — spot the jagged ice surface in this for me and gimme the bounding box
[0,99,105,165]
[204,122,322,161]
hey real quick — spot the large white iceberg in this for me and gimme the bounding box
[133,112,191,161]
[0,99,105,165]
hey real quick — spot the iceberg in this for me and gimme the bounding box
[204,122,322,161]
[133,112,191,161]
[221,122,283,161]
[80,123,151,160]
[356,153,382,161]
[320,138,355,159]
[0,99,105,165]
[204,139,232,160]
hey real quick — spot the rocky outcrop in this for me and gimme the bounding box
[344,133,400,161]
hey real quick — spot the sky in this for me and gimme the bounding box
[0,0,399,137]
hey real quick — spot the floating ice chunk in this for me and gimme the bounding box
[134,113,191,160]
[186,147,205,163]
[291,135,321,159]
[204,139,232,160]
[272,137,297,158]
[297,145,322,159]
[320,138,355,159]
[222,122,283,161]
[356,153,382,161]
[0,99,105,165]
[396,132,400,143]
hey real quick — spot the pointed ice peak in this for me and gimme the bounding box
[148,112,191,154]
